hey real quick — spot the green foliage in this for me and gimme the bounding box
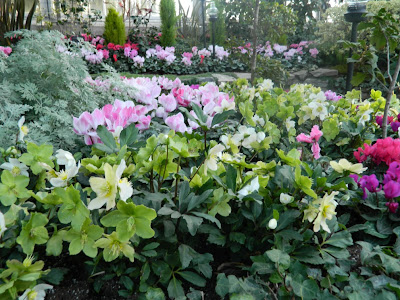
[211,0,226,46]
[223,0,296,43]
[316,0,400,58]
[160,0,178,46]
[255,56,289,87]
[103,8,126,46]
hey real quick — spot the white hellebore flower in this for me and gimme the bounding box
[0,158,29,177]
[18,284,53,300]
[49,162,80,187]
[0,211,7,238]
[285,117,295,132]
[88,159,133,210]
[303,191,339,233]
[115,159,133,202]
[55,149,76,169]
[258,79,274,91]
[204,144,225,174]
[330,159,367,174]
[268,218,278,229]
[214,98,235,114]
[280,193,294,205]
[237,177,260,199]
[18,116,29,142]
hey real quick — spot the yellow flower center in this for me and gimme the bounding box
[59,171,68,181]
[21,125,29,135]
[28,290,38,300]
[11,166,21,176]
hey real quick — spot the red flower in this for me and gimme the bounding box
[107,43,115,50]
[200,55,205,64]
[113,54,118,62]
[115,45,123,50]
[96,44,103,50]
[354,138,400,166]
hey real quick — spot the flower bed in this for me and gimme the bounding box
[2,63,400,298]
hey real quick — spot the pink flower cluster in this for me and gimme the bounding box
[235,41,317,61]
[0,46,12,56]
[182,52,193,66]
[146,45,176,65]
[78,76,235,138]
[354,138,400,166]
[351,161,400,213]
[376,114,400,132]
[324,90,342,101]
[296,125,323,159]
[73,99,151,145]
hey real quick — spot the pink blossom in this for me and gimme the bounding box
[309,48,319,58]
[296,125,323,159]
[159,93,177,112]
[165,113,189,133]
[386,202,399,213]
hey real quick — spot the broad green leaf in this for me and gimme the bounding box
[120,123,139,148]
[178,271,206,287]
[96,125,117,151]
[167,277,185,299]
[265,249,290,269]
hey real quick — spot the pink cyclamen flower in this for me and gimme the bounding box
[296,125,323,159]
[359,174,380,199]
[165,113,189,133]
[386,202,399,213]
[309,48,319,58]
[384,180,400,199]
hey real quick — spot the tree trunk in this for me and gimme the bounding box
[250,0,260,86]
[382,51,400,138]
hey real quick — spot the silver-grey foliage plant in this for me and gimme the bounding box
[0,30,135,151]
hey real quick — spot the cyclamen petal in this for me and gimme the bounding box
[296,133,312,143]
[311,142,321,160]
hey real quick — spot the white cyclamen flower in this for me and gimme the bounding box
[285,117,295,132]
[258,79,274,91]
[268,218,277,229]
[280,193,293,204]
[18,116,29,142]
[237,177,260,199]
[18,284,53,300]
[0,158,29,177]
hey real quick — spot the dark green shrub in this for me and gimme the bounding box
[211,0,227,46]
[256,56,288,87]
[160,0,178,46]
[103,8,126,46]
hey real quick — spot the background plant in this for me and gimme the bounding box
[159,0,178,47]
[103,8,126,46]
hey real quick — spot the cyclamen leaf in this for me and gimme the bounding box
[96,125,117,151]
[211,110,236,127]
[120,123,139,148]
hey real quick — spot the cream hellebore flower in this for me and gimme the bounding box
[18,116,29,142]
[268,218,278,229]
[18,284,53,300]
[214,98,235,114]
[88,159,133,210]
[0,158,29,177]
[49,162,80,187]
[0,211,7,238]
[258,79,274,91]
[330,158,367,174]
[115,159,133,202]
[204,144,225,175]
[285,117,295,132]
[303,191,339,233]
[280,193,294,205]
[237,177,260,199]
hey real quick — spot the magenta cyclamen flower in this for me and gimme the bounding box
[359,174,380,199]
[384,180,400,199]
[386,202,399,213]
[296,125,323,159]
[391,121,400,132]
